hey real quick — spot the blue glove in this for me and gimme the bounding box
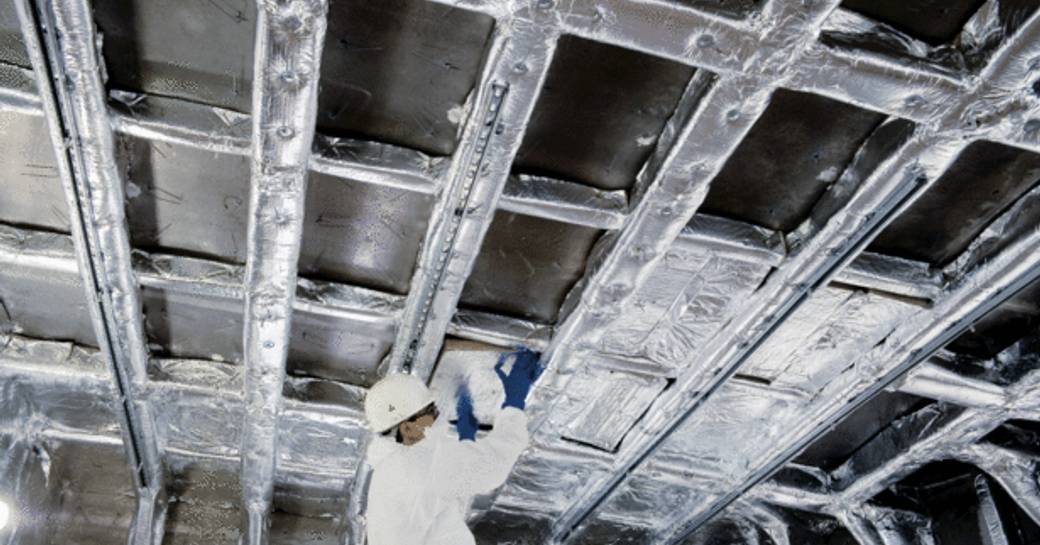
[495,348,544,410]
[455,384,478,441]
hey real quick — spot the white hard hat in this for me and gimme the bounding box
[365,373,436,432]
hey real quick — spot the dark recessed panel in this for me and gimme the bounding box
[794,391,931,470]
[870,141,1040,266]
[287,308,395,387]
[675,0,762,20]
[0,112,69,233]
[318,0,494,155]
[43,441,137,544]
[94,0,256,112]
[842,0,986,45]
[984,420,1040,457]
[119,135,250,265]
[0,1,29,67]
[0,253,95,347]
[514,36,695,191]
[472,510,552,545]
[298,172,433,295]
[945,276,1040,359]
[142,288,244,364]
[164,461,242,545]
[460,211,603,323]
[701,89,886,232]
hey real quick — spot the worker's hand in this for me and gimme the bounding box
[495,348,543,410]
[455,384,478,441]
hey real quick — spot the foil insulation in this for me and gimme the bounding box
[1,0,1039,542]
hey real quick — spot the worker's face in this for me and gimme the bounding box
[397,405,438,446]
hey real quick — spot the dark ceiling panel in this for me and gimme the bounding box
[700,89,886,232]
[94,0,256,112]
[317,0,494,156]
[794,391,930,470]
[298,172,433,295]
[0,111,68,233]
[841,0,986,45]
[0,0,29,67]
[514,35,696,191]
[119,135,426,293]
[945,276,1040,359]
[119,135,251,265]
[461,211,603,323]
[869,141,1040,266]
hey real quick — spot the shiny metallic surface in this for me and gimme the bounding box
[3,0,1040,543]
[239,1,327,542]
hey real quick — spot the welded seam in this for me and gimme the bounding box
[238,1,328,544]
[13,0,167,543]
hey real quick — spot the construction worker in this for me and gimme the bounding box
[363,348,543,545]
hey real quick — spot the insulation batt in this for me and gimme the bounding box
[366,407,529,545]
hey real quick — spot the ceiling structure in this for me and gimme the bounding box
[0,0,1039,544]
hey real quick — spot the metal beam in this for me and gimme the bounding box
[387,13,559,379]
[13,0,167,543]
[239,1,327,543]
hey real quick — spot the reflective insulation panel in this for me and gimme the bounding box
[869,141,1040,266]
[0,111,67,233]
[94,0,257,112]
[460,211,605,323]
[514,35,696,191]
[700,89,887,233]
[595,216,779,372]
[317,0,495,155]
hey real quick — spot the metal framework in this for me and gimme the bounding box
[752,338,1040,545]
[4,0,1040,543]
[13,0,166,543]
[238,1,328,543]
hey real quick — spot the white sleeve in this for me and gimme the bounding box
[438,407,529,497]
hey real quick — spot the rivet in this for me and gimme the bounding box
[277,126,295,139]
[696,34,715,49]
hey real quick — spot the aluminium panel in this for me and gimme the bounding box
[598,243,773,372]
[317,0,495,156]
[93,0,257,113]
[460,211,605,323]
[514,35,696,192]
[298,171,433,295]
[841,0,988,45]
[869,141,1040,266]
[699,89,887,233]
[0,110,67,232]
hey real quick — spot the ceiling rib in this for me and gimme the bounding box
[238,1,328,544]
[12,0,168,543]
[387,17,558,380]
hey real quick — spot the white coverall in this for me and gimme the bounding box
[365,407,529,545]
